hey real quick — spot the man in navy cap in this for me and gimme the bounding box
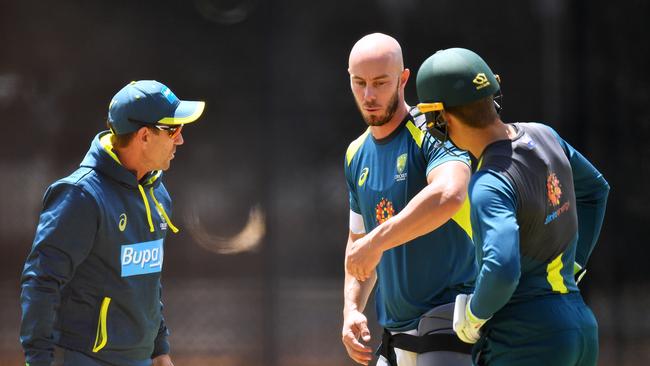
[20,80,205,366]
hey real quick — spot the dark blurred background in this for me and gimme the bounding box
[1,0,648,365]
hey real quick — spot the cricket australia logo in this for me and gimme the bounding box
[155,206,168,231]
[375,198,395,224]
[121,239,164,277]
[395,153,407,182]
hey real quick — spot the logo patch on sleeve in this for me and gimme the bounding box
[121,239,164,277]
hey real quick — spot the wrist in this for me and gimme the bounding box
[366,224,389,253]
[466,296,489,323]
[343,305,360,316]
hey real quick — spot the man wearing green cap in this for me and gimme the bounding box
[415,48,609,365]
[19,80,205,366]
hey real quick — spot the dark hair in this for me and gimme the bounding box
[446,96,498,128]
[106,120,138,148]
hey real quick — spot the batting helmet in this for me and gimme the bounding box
[416,48,500,113]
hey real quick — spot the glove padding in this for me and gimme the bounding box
[452,294,490,344]
[574,262,587,284]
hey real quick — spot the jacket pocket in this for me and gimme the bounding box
[92,297,112,353]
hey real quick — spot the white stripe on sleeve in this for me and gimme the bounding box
[349,210,366,234]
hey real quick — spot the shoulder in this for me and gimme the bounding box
[44,175,100,213]
[469,170,517,206]
[345,128,371,167]
[517,122,562,142]
[57,167,106,199]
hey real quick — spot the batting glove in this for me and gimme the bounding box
[574,262,587,284]
[453,294,490,344]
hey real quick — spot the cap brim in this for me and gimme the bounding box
[157,100,205,125]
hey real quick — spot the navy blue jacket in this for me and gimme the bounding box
[20,131,179,366]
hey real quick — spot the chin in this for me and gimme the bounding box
[364,114,389,127]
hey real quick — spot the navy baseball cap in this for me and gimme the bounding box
[108,80,205,135]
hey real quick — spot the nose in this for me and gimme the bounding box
[173,132,184,146]
[364,86,376,101]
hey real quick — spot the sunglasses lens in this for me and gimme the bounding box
[153,125,183,138]
[169,125,183,139]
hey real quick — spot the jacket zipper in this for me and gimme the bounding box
[92,297,112,353]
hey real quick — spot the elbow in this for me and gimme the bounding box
[441,186,467,213]
[596,175,611,200]
[602,178,611,197]
[485,255,521,292]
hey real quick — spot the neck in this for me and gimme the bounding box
[464,118,513,158]
[114,147,148,181]
[369,102,410,140]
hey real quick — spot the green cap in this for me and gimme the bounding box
[416,48,499,112]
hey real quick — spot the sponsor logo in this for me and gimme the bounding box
[544,172,570,224]
[161,87,177,103]
[118,213,127,232]
[358,167,369,187]
[547,173,562,206]
[545,202,571,225]
[520,135,536,150]
[375,198,395,224]
[473,73,491,90]
[121,239,164,277]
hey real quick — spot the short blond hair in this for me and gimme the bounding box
[106,120,138,148]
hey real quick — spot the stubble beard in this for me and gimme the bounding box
[358,87,400,127]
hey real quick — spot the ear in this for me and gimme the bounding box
[135,126,151,143]
[400,68,410,87]
[441,110,452,125]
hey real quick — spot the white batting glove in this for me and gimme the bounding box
[453,294,490,344]
[574,262,587,284]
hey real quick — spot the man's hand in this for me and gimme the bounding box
[153,354,174,366]
[574,262,587,284]
[346,236,382,282]
[342,310,374,365]
[452,294,490,344]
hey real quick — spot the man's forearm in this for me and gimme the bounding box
[368,175,466,253]
[344,271,376,314]
[344,232,376,314]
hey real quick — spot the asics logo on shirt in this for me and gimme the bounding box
[118,213,127,232]
[358,167,369,187]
